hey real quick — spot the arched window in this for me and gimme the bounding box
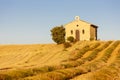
[82,29,85,34]
[71,30,73,35]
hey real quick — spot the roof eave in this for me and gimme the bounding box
[91,24,98,28]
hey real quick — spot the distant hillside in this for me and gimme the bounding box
[0,41,120,80]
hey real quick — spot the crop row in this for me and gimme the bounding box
[60,41,112,68]
[82,41,112,61]
[99,41,120,62]
[80,45,120,80]
[69,42,101,61]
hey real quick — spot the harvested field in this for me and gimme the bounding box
[0,41,120,80]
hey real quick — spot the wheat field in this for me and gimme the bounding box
[0,41,120,80]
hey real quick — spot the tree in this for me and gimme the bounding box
[51,25,65,44]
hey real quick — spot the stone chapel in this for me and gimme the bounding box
[65,16,98,41]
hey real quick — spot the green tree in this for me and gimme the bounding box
[51,25,65,44]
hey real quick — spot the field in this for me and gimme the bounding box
[0,41,120,80]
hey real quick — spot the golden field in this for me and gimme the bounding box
[0,41,120,80]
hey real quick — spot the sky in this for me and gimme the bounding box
[0,0,120,44]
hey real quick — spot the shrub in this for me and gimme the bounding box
[0,74,12,80]
[7,69,34,79]
[45,72,66,80]
[90,37,94,41]
[64,42,71,48]
[67,36,74,42]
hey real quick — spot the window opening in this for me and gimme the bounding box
[82,29,85,34]
[71,30,73,34]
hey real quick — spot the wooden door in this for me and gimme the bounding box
[75,30,80,41]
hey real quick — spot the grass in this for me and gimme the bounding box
[0,41,120,80]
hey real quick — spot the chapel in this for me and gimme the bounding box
[65,16,98,41]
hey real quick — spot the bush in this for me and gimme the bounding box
[0,74,12,80]
[45,72,66,80]
[32,66,53,73]
[64,42,71,48]
[90,37,94,41]
[67,36,74,42]
[7,69,34,79]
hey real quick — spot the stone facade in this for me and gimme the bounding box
[65,16,98,41]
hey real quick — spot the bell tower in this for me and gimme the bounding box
[75,16,80,20]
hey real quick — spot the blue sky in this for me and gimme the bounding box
[0,0,120,44]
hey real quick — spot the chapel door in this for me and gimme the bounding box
[75,30,80,41]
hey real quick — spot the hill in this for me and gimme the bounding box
[0,41,120,80]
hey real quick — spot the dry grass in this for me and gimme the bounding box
[0,41,120,80]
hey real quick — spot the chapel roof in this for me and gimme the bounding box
[64,16,98,28]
